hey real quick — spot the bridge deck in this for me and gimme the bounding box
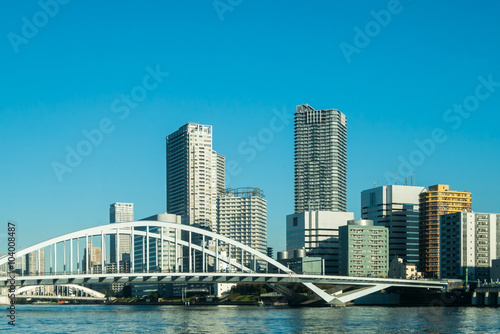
[0,273,446,290]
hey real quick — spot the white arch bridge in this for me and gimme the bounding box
[0,221,446,306]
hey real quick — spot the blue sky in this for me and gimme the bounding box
[1,0,499,254]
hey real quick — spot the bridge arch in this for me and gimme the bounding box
[16,284,105,298]
[0,221,292,276]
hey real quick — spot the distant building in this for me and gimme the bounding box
[109,202,134,263]
[82,244,104,273]
[133,213,184,297]
[388,257,420,279]
[339,220,389,277]
[286,211,354,275]
[361,185,426,267]
[25,249,45,275]
[0,254,21,275]
[492,259,500,281]
[294,104,347,213]
[217,187,267,270]
[419,184,471,278]
[267,247,274,259]
[134,213,183,273]
[440,212,500,280]
[277,250,323,275]
[166,123,225,230]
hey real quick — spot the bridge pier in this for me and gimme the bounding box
[303,282,392,307]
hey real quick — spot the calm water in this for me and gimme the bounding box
[2,305,499,333]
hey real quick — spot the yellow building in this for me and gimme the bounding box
[419,184,471,278]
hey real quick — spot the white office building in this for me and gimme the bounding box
[361,185,426,266]
[286,211,354,274]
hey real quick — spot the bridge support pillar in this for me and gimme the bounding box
[303,282,391,307]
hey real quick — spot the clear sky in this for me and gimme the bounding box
[1,0,499,254]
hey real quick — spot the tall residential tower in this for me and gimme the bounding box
[294,104,347,213]
[217,188,267,269]
[166,123,225,230]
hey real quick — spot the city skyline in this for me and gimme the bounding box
[1,1,500,255]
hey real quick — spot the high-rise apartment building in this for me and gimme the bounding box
[419,184,471,278]
[110,202,134,263]
[286,211,354,274]
[166,123,225,230]
[440,212,500,280]
[361,185,426,266]
[339,220,389,277]
[294,104,347,213]
[217,188,267,269]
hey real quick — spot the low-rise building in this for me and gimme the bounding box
[277,250,323,275]
[388,257,421,279]
[339,220,388,277]
[286,211,354,275]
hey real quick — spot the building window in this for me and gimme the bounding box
[293,217,298,227]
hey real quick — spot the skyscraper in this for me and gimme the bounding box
[217,187,267,269]
[361,185,426,266]
[109,202,134,263]
[419,184,471,278]
[294,104,347,213]
[166,123,225,230]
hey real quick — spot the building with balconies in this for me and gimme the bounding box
[440,212,499,280]
[339,220,389,277]
[419,184,471,278]
[294,104,347,213]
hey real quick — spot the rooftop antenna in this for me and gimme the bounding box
[378,178,380,186]
[405,177,408,186]
[373,178,376,188]
[396,172,398,185]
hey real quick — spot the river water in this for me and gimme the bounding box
[3,305,499,333]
